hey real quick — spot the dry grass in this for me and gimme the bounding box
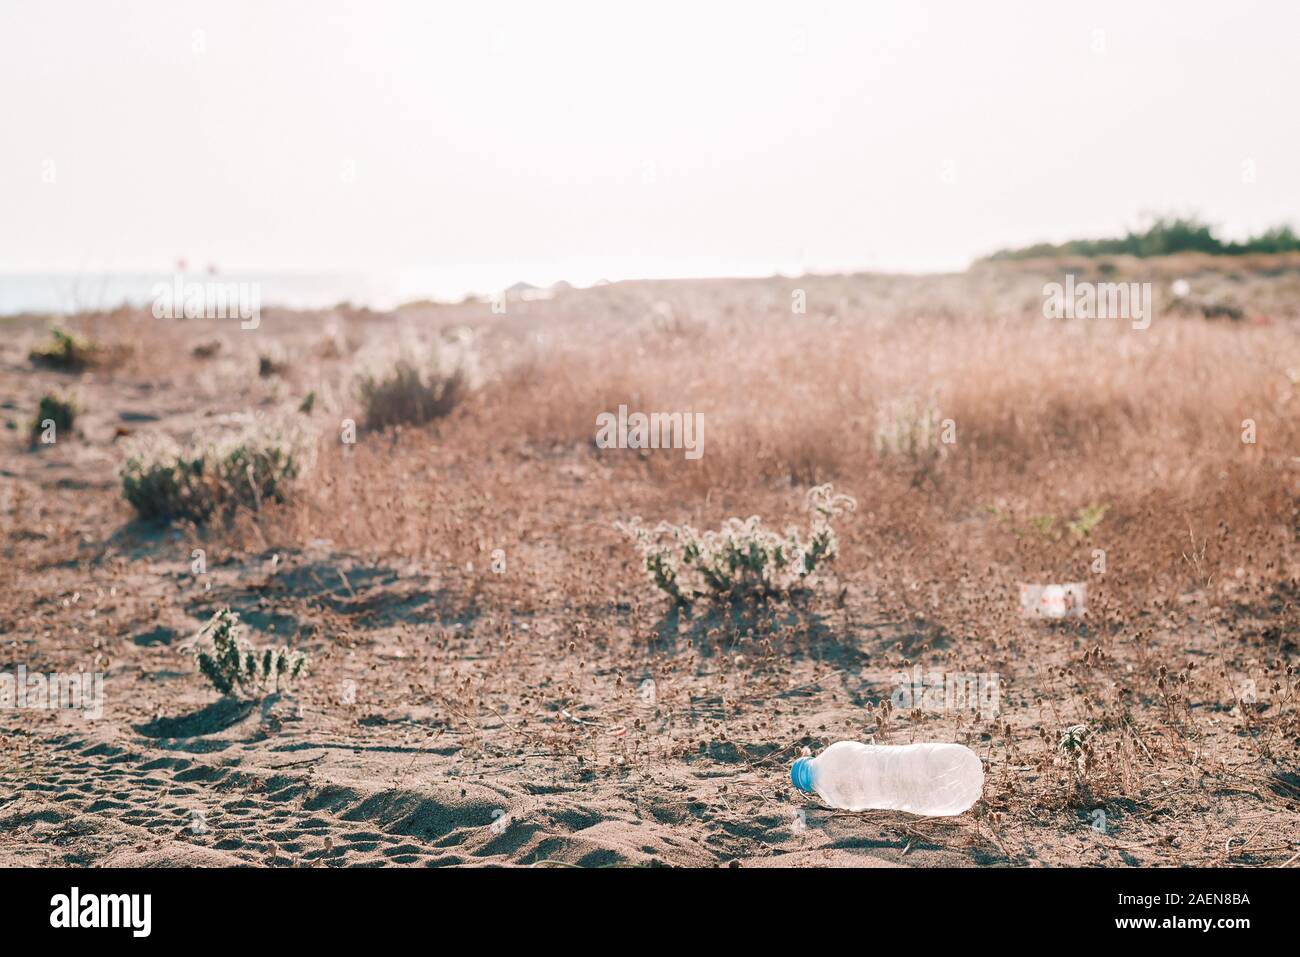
[243,264,1298,847]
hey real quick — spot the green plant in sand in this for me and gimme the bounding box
[617,484,856,603]
[355,337,476,432]
[194,607,308,697]
[28,327,101,371]
[30,393,77,445]
[120,417,308,523]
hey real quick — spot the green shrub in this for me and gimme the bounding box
[120,418,307,523]
[1067,503,1108,538]
[986,215,1300,261]
[119,435,210,521]
[258,352,287,377]
[357,345,469,431]
[617,484,856,603]
[217,427,301,511]
[194,607,308,697]
[30,393,77,445]
[29,327,100,371]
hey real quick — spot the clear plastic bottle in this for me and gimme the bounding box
[790,741,983,816]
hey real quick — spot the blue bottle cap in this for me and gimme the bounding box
[790,756,814,793]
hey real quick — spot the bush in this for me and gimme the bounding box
[617,484,856,603]
[258,351,287,377]
[357,344,470,431]
[217,425,302,511]
[29,327,100,371]
[194,607,308,697]
[874,396,946,465]
[985,215,1300,261]
[119,435,210,521]
[30,394,77,445]
[120,418,308,523]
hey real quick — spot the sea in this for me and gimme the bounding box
[0,262,809,317]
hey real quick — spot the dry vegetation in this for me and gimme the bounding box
[0,255,1296,867]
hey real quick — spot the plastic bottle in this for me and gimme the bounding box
[790,741,983,816]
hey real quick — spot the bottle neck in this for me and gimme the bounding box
[790,756,815,793]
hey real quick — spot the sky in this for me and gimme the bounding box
[1,0,1297,293]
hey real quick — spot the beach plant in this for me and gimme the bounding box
[28,327,100,371]
[120,416,308,522]
[119,434,210,521]
[1012,504,1107,542]
[30,393,77,445]
[1057,723,1096,793]
[357,339,472,431]
[194,607,308,697]
[1067,503,1108,538]
[616,484,856,603]
[216,422,303,511]
[1059,724,1089,755]
[874,395,946,465]
[258,350,287,377]
[1027,514,1056,537]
